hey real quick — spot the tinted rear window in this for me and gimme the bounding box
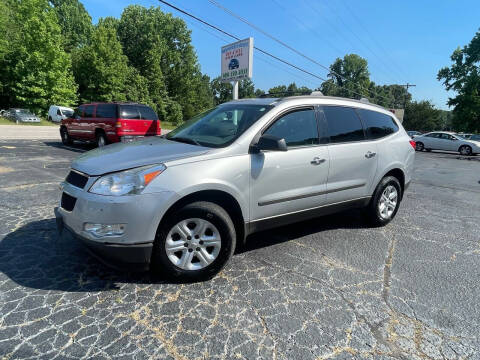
[119,105,140,119]
[138,106,158,120]
[356,109,398,139]
[84,105,95,118]
[96,104,117,118]
[323,106,365,143]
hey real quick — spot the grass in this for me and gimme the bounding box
[0,116,58,126]
[161,121,177,130]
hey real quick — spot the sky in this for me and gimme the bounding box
[81,0,480,110]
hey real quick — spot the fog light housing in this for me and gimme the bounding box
[84,223,126,237]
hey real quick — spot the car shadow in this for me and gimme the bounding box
[43,141,95,153]
[0,209,369,292]
[240,208,368,253]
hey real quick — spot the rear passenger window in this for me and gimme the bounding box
[323,106,365,143]
[96,104,117,118]
[264,108,318,147]
[84,105,95,118]
[356,109,399,139]
[138,106,158,120]
[119,105,140,119]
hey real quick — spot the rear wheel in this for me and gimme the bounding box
[151,201,236,282]
[48,116,52,122]
[96,131,107,147]
[415,142,424,151]
[60,127,72,145]
[459,145,472,156]
[367,176,402,227]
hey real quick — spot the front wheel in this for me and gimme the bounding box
[459,145,472,156]
[367,176,402,227]
[151,201,236,282]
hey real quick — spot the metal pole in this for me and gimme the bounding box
[232,81,239,100]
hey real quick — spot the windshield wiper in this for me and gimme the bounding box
[169,136,202,146]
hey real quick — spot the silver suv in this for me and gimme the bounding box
[55,96,415,281]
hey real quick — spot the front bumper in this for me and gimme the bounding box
[55,207,152,271]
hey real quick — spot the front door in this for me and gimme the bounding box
[320,106,378,204]
[250,108,330,221]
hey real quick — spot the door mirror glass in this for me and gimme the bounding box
[251,134,288,153]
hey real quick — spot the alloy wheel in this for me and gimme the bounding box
[378,185,398,220]
[165,218,221,271]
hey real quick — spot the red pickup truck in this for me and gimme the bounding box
[60,102,161,147]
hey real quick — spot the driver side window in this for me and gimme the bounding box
[264,108,319,147]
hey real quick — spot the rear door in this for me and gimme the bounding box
[95,104,117,139]
[321,105,378,204]
[138,105,160,135]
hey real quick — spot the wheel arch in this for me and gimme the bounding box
[157,189,246,246]
[380,168,405,200]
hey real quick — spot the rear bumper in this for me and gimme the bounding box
[55,207,152,271]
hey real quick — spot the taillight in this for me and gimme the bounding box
[115,121,122,128]
[409,140,416,149]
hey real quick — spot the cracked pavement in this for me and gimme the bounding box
[1,140,480,359]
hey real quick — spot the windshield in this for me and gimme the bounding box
[63,110,74,117]
[16,109,33,115]
[166,104,274,148]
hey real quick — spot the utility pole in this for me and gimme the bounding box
[396,83,416,109]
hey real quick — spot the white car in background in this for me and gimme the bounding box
[414,131,480,155]
[48,105,74,123]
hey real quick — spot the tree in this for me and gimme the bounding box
[71,22,131,103]
[0,0,77,113]
[117,5,213,120]
[321,54,370,100]
[51,0,93,52]
[438,29,480,132]
[403,101,443,131]
[211,77,257,104]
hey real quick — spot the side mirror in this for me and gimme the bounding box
[250,134,288,153]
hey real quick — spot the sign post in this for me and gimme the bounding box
[221,37,253,100]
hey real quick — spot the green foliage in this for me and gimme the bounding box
[71,22,130,103]
[211,77,256,104]
[0,0,77,113]
[51,0,93,52]
[117,5,213,120]
[268,83,312,96]
[403,101,443,131]
[321,54,370,100]
[438,29,480,132]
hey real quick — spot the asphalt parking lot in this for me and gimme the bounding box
[1,140,480,359]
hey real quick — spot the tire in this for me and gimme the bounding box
[415,142,424,151]
[458,145,472,156]
[60,127,72,145]
[48,116,52,122]
[96,131,107,147]
[367,176,402,227]
[151,201,236,282]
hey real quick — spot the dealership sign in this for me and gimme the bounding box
[221,38,253,82]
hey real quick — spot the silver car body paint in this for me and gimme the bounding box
[58,96,415,247]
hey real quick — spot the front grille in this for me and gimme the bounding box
[61,192,77,212]
[66,170,88,189]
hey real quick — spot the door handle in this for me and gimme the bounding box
[311,157,326,165]
[365,151,376,159]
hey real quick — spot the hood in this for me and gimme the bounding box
[72,137,210,175]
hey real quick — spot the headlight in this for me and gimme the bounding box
[89,164,166,196]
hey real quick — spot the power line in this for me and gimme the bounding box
[158,0,389,104]
[206,0,394,104]
[300,0,401,84]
